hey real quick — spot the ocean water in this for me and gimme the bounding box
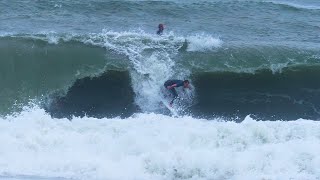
[1,0,320,179]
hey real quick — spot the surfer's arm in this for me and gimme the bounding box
[167,84,177,89]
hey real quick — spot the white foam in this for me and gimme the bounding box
[1,107,320,180]
[186,34,222,52]
[269,61,292,74]
[54,4,62,8]
[0,32,15,37]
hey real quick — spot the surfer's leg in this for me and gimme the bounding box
[169,89,178,106]
[170,88,178,98]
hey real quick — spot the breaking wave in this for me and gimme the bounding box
[1,31,320,120]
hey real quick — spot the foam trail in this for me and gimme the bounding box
[0,106,320,180]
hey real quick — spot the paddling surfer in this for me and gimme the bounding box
[157,24,164,35]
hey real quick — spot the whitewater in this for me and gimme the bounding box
[0,106,319,180]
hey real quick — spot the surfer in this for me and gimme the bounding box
[157,24,164,35]
[164,79,191,106]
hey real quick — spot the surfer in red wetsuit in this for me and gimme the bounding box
[164,80,191,106]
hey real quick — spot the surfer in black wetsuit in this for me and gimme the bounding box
[157,24,164,35]
[164,79,191,106]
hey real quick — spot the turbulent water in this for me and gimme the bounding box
[1,0,320,179]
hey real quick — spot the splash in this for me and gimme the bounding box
[84,30,190,111]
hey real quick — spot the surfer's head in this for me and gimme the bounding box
[183,80,190,88]
[158,24,164,31]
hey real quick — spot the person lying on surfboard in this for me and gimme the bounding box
[164,79,191,107]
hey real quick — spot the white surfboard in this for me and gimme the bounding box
[160,99,179,117]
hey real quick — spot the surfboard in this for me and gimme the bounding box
[160,99,179,117]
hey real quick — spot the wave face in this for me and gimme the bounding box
[1,32,320,120]
[1,107,320,180]
[46,71,137,119]
[192,68,320,120]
